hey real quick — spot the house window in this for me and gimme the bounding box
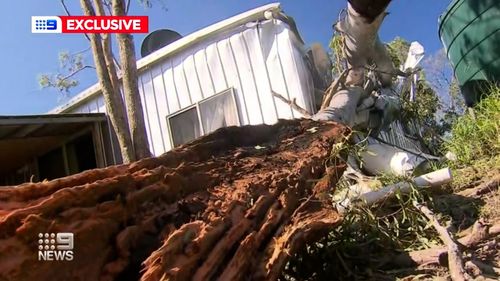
[167,88,239,147]
[168,106,201,148]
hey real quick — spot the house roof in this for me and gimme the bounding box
[0,113,106,176]
[49,3,284,114]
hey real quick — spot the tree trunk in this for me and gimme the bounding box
[93,0,122,93]
[348,0,392,22]
[93,0,136,161]
[112,0,151,159]
[80,0,135,163]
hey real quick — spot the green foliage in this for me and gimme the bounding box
[329,33,346,77]
[38,73,79,94]
[400,81,440,124]
[386,37,448,154]
[444,86,500,166]
[59,51,84,72]
[281,182,440,281]
[386,37,410,70]
[385,38,442,126]
[38,50,90,95]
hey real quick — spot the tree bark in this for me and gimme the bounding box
[348,0,392,22]
[112,0,151,159]
[93,0,122,93]
[80,0,135,163]
[93,0,136,161]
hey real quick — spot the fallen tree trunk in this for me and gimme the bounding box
[0,119,348,281]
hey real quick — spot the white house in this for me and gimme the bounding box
[0,3,425,185]
[49,3,317,164]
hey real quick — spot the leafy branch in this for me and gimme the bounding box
[38,50,95,94]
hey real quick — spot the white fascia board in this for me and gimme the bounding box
[49,2,282,114]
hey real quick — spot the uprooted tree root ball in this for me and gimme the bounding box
[0,119,349,281]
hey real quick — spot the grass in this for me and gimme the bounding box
[442,85,500,193]
[444,85,500,167]
[449,155,500,191]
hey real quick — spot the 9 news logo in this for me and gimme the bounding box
[31,15,148,34]
[32,16,62,33]
[37,232,74,261]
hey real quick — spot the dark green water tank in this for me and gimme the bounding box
[438,0,500,106]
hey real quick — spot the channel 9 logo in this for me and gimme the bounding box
[37,232,74,261]
[31,16,62,33]
[31,15,148,34]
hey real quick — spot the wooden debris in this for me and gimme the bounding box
[458,175,500,198]
[320,69,349,110]
[413,202,470,281]
[394,221,500,268]
[271,91,312,117]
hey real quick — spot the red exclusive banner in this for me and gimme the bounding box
[60,16,148,33]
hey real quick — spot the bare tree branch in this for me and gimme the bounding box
[112,0,151,159]
[413,202,470,281]
[80,0,135,163]
[60,65,95,81]
[61,0,91,42]
[320,69,349,110]
[103,0,113,16]
[72,46,92,56]
[60,0,121,70]
[125,0,131,14]
[272,90,311,118]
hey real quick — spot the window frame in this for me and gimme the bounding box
[165,87,240,148]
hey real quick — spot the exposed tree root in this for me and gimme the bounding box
[0,119,348,281]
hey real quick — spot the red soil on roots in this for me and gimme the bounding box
[0,119,348,281]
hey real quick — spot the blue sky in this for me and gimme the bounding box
[0,0,451,115]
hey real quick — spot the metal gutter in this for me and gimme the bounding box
[0,113,107,125]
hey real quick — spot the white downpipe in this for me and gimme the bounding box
[337,168,452,213]
[360,142,428,176]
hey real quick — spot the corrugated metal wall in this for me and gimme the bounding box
[66,19,315,157]
[377,121,423,151]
